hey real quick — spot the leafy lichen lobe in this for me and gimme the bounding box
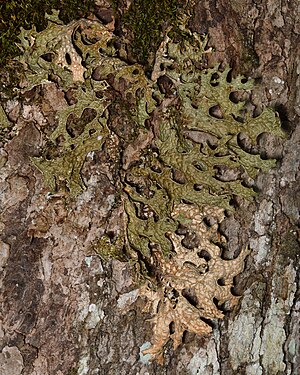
[142,204,249,363]
[0,0,95,65]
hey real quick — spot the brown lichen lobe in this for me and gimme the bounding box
[142,204,249,363]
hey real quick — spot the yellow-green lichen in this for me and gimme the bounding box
[17,12,286,262]
[19,11,155,196]
[14,10,287,362]
[32,87,109,196]
[0,0,94,65]
[16,11,108,88]
[123,28,285,258]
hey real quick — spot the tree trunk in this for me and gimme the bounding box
[0,1,299,375]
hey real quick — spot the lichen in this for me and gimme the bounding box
[16,10,112,88]
[0,1,94,65]
[121,25,285,361]
[15,10,286,364]
[32,86,109,196]
[124,28,285,258]
[18,11,154,196]
[141,204,249,363]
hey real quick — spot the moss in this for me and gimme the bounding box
[0,0,94,65]
[122,0,178,65]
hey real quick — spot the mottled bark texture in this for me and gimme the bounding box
[0,1,299,375]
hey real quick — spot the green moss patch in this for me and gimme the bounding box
[122,0,178,64]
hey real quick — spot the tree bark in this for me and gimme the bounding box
[0,1,299,375]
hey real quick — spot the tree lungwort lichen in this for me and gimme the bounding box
[15,11,285,363]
